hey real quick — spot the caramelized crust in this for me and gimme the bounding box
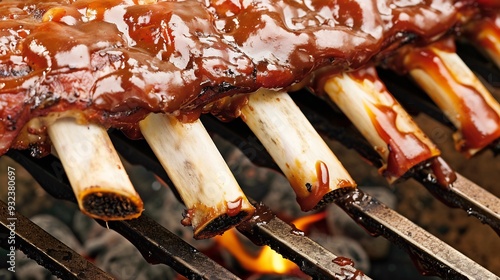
[0,0,497,155]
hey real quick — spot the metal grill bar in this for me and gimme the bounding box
[109,130,373,279]
[0,200,115,280]
[103,215,241,280]
[414,171,500,235]
[451,174,500,230]
[237,202,370,280]
[6,150,240,280]
[109,126,498,278]
[334,189,499,279]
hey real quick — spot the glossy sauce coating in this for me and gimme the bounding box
[464,12,500,67]
[318,66,441,181]
[226,197,243,217]
[430,156,457,188]
[0,0,495,154]
[332,256,355,267]
[296,160,352,211]
[404,39,500,155]
[351,68,440,180]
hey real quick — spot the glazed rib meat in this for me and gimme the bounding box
[0,0,496,155]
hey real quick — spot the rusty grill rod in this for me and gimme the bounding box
[0,200,115,280]
[6,150,240,280]
[109,129,498,278]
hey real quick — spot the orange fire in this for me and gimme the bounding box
[292,211,326,232]
[215,211,327,275]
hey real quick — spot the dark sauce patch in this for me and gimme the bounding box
[236,202,275,235]
[407,156,457,189]
[311,186,355,211]
[81,191,142,220]
[429,157,457,189]
[181,209,194,227]
[332,256,355,267]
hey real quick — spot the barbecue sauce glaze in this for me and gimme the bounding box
[0,0,493,156]
[402,38,500,156]
[318,66,441,182]
[332,256,366,280]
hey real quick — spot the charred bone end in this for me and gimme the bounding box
[188,198,256,240]
[194,211,251,240]
[241,90,356,212]
[47,117,145,221]
[80,189,144,221]
[185,201,255,239]
[303,185,357,212]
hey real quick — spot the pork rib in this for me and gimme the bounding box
[0,0,496,155]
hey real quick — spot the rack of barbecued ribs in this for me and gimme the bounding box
[1,0,500,278]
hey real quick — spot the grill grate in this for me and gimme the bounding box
[5,149,371,279]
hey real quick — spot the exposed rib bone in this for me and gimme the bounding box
[47,118,143,221]
[139,113,255,239]
[404,39,500,156]
[323,67,441,183]
[466,14,500,69]
[240,89,356,211]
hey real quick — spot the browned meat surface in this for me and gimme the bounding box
[0,0,496,155]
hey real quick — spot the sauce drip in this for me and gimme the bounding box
[316,160,330,192]
[347,68,438,180]
[226,197,243,217]
[296,160,332,211]
[429,157,457,188]
[332,256,355,267]
[404,39,500,155]
[181,209,194,227]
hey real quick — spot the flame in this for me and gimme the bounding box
[292,211,326,231]
[215,229,297,274]
[215,211,326,275]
